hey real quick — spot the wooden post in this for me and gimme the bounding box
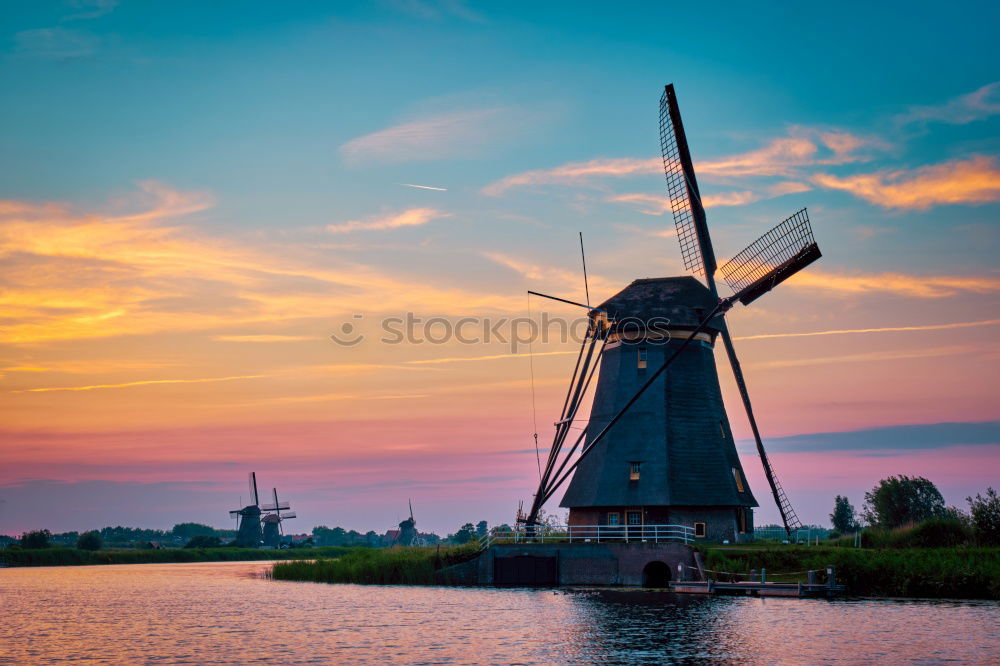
[760,567,766,583]
[826,565,836,591]
[808,569,817,586]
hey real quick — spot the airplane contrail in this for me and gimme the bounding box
[402,183,448,191]
[734,318,1000,341]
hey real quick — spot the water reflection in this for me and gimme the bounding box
[1,562,997,664]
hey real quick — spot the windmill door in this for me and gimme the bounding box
[626,510,643,541]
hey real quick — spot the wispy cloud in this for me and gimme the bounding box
[895,81,1000,127]
[387,0,486,22]
[751,344,980,369]
[734,318,1000,341]
[607,181,810,215]
[16,374,267,393]
[812,156,1000,209]
[13,28,99,60]
[340,109,508,164]
[482,128,873,195]
[787,269,1000,298]
[326,207,450,233]
[404,350,578,365]
[211,335,315,343]
[482,157,660,196]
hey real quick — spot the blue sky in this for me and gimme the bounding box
[0,1,998,534]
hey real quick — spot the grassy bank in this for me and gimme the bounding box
[1,546,358,567]
[270,545,480,585]
[703,546,1000,599]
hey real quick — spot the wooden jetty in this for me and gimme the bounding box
[671,566,845,598]
[671,580,843,598]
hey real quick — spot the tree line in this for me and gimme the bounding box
[829,476,998,546]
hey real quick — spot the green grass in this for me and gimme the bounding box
[270,545,480,585]
[0,546,357,567]
[702,546,1000,599]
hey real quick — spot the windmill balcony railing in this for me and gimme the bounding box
[478,524,694,550]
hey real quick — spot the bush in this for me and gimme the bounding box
[704,546,1000,599]
[906,518,972,548]
[271,545,480,585]
[77,531,103,551]
[860,518,971,548]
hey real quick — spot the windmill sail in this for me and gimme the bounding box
[659,83,805,535]
[659,84,716,279]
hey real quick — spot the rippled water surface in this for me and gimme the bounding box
[1,561,998,664]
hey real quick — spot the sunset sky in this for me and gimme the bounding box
[1,1,998,535]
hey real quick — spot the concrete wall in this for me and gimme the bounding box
[477,542,700,587]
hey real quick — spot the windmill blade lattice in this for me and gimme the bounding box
[659,86,714,278]
[721,209,821,305]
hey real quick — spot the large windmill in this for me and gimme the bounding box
[230,472,263,547]
[260,487,296,548]
[522,84,820,540]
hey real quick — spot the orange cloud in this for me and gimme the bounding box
[786,269,1000,298]
[326,207,449,233]
[0,185,524,344]
[608,181,810,215]
[811,156,1000,209]
[482,129,873,195]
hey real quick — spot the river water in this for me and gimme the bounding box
[1,561,997,664]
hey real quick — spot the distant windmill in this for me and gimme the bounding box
[522,83,820,540]
[229,472,263,547]
[260,487,296,548]
[397,499,418,546]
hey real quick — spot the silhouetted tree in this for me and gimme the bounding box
[476,521,488,538]
[172,523,216,539]
[451,523,476,544]
[967,487,1000,545]
[184,535,222,548]
[830,495,858,533]
[77,531,103,551]
[863,475,946,528]
[21,530,51,549]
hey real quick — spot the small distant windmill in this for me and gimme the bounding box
[229,472,263,547]
[397,499,418,546]
[521,84,821,540]
[260,487,296,548]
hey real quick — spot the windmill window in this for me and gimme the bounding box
[607,512,621,526]
[637,347,647,369]
[733,468,746,493]
[738,507,748,534]
[627,511,642,526]
[694,522,707,538]
[629,462,641,481]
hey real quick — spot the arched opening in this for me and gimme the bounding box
[642,560,671,588]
